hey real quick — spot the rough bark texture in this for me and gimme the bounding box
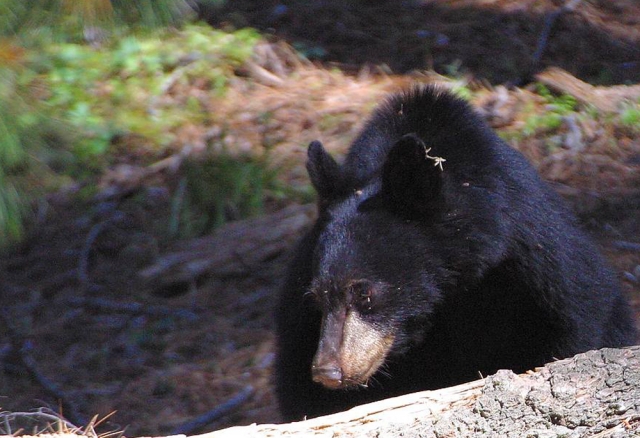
[203,346,640,438]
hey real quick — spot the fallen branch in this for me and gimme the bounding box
[535,67,640,113]
[0,310,87,428]
[171,386,255,435]
[64,297,198,321]
[78,216,118,289]
[202,347,640,438]
[531,0,583,68]
[613,240,640,253]
[243,61,285,87]
[18,341,88,428]
[140,204,315,287]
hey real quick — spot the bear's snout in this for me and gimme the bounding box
[312,308,395,389]
[311,362,343,389]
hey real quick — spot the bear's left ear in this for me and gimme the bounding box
[307,140,341,202]
[381,133,443,215]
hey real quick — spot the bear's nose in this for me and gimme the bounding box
[312,363,343,389]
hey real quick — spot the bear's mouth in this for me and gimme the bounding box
[311,310,395,389]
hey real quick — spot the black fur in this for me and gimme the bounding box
[274,86,637,421]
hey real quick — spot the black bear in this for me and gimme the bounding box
[274,86,637,421]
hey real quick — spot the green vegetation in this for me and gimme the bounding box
[1,0,196,38]
[523,84,578,137]
[619,102,640,130]
[0,12,261,246]
[450,83,473,101]
[0,50,67,244]
[171,154,283,239]
[32,24,259,171]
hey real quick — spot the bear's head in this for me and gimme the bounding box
[305,134,451,390]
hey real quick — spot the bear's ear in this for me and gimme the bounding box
[381,133,443,215]
[307,140,341,201]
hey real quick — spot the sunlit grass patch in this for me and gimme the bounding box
[31,24,261,169]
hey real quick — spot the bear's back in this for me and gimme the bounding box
[342,86,506,188]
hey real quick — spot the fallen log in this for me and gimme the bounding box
[10,346,640,437]
[202,346,640,438]
[139,204,315,286]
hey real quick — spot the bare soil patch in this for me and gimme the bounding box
[204,0,640,84]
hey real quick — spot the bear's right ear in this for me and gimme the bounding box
[381,133,443,216]
[307,140,341,201]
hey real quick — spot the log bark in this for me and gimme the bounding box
[201,346,640,438]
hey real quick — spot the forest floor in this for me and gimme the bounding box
[1,0,640,436]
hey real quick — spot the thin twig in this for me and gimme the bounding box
[77,211,126,289]
[244,60,285,87]
[147,58,201,116]
[0,410,81,436]
[1,286,90,431]
[170,386,255,435]
[18,342,88,427]
[65,296,198,321]
[531,0,584,69]
[613,241,640,253]
[169,176,188,238]
[77,220,110,288]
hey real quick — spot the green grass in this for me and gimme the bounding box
[0,24,261,245]
[522,84,578,137]
[619,103,640,129]
[0,64,68,246]
[170,153,284,239]
[30,24,260,174]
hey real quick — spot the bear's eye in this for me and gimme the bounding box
[349,280,374,312]
[303,290,321,308]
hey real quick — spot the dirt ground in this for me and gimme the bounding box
[204,0,640,84]
[1,1,640,436]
